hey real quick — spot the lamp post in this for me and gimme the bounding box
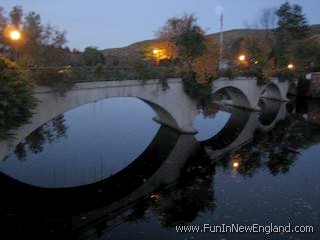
[8,29,22,62]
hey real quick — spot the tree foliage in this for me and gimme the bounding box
[0,56,35,139]
[156,14,199,60]
[156,14,206,69]
[273,2,310,68]
[242,35,275,81]
[192,39,219,83]
[154,14,218,85]
[9,5,23,28]
[82,46,105,66]
[0,5,68,68]
[175,25,206,68]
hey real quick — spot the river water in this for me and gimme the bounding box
[0,97,319,240]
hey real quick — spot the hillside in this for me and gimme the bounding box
[101,24,320,61]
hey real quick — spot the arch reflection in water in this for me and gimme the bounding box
[193,103,232,142]
[200,106,251,150]
[0,97,163,188]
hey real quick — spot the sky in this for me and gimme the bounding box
[1,0,319,50]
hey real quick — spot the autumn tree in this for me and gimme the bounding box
[155,14,199,60]
[154,14,218,84]
[156,14,206,67]
[192,39,219,83]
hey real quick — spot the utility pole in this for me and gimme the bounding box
[219,11,224,71]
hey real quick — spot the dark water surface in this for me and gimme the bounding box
[0,97,320,240]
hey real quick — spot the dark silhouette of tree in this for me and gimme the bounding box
[82,46,105,66]
[273,2,310,68]
[9,5,23,28]
[13,115,68,160]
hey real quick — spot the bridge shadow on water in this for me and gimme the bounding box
[1,96,320,240]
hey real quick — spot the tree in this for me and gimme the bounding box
[175,25,206,69]
[0,7,7,46]
[9,5,23,28]
[82,46,105,66]
[23,11,43,42]
[242,35,275,81]
[20,11,43,66]
[192,39,219,83]
[156,14,206,67]
[155,14,207,79]
[291,38,320,73]
[259,7,276,40]
[0,56,35,139]
[273,2,310,68]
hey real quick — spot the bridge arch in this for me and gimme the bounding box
[0,80,199,163]
[260,82,282,101]
[258,100,288,131]
[258,98,282,127]
[212,86,251,110]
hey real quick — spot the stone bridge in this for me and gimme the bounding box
[0,77,289,163]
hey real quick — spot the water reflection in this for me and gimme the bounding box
[0,97,320,239]
[14,115,68,160]
[0,98,161,188]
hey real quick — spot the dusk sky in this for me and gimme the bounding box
[1,0,319,50]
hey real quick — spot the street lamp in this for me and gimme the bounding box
[238,54,246,62]
[9,30,21,41]
[6,29,22,62]
[287,63,295,70]
[232,162,239,168]
[153,49,160,55]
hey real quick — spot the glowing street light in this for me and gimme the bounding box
[238,54,246,62]
[153,49,160,55]
[9,30,21,41]
[5,28,22,62]
[232,162,239,168]
[287,64,295,70]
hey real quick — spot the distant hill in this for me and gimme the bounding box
[310,24,320,43]
[101,24,320,61]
